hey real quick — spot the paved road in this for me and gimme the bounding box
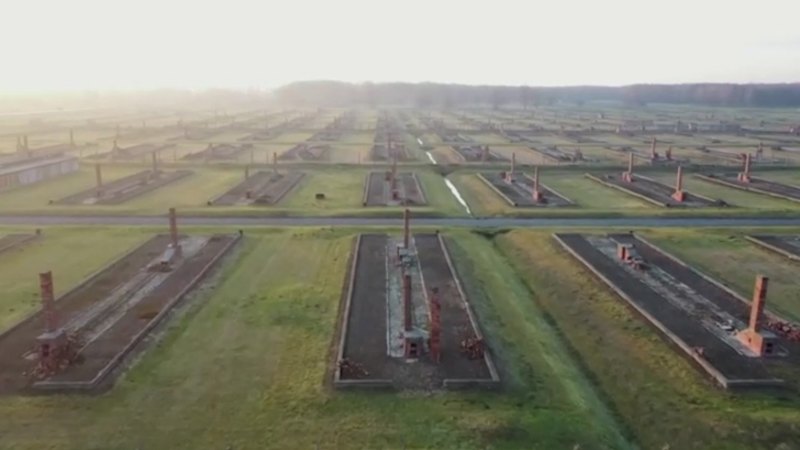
[0,215,799,228]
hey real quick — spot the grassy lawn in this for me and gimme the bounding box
[0,227,635,449]
[338,131,373,145]
[430,146,461,164]
[328,144,367,163]
[759,171,800,185]
[496,230,800,450]
[281,168,465,217]
[546,173,653,209]
[269,131,314,144]
[472,133,510,145]
[416,170,465,216]
[122,168,244,210]
[450,171,511,216]
[487,146,542,164]
[450,170,655,216]
[575,146,628,164]
[281,170,363,210]
[450,168,800,218]
[1,162,799,219]
[643,229,800,323]
[0,227,152,330]
[0,166,466,218]
[0,165,144,210]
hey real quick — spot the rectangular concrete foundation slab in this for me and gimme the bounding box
[0,233,241,394]
[698,174,800,203]
[554,232,788,388]
[333,233,498,390]
[478,172,573,207]
[209,171,304,205]
[587,173,727,208]
[362,172,427,206]
[56,170,193,205]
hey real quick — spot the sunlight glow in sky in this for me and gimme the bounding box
[2,0,799,92]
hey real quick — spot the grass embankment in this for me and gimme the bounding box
[497,230,800,450]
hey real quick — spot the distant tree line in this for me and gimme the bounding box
[273,81,800,108]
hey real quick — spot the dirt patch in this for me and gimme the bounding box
[210,171,304,206]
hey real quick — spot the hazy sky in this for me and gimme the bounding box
[2,0,799,92]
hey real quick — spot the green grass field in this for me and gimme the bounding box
[0,165,467,217]
[0,227,636,450]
